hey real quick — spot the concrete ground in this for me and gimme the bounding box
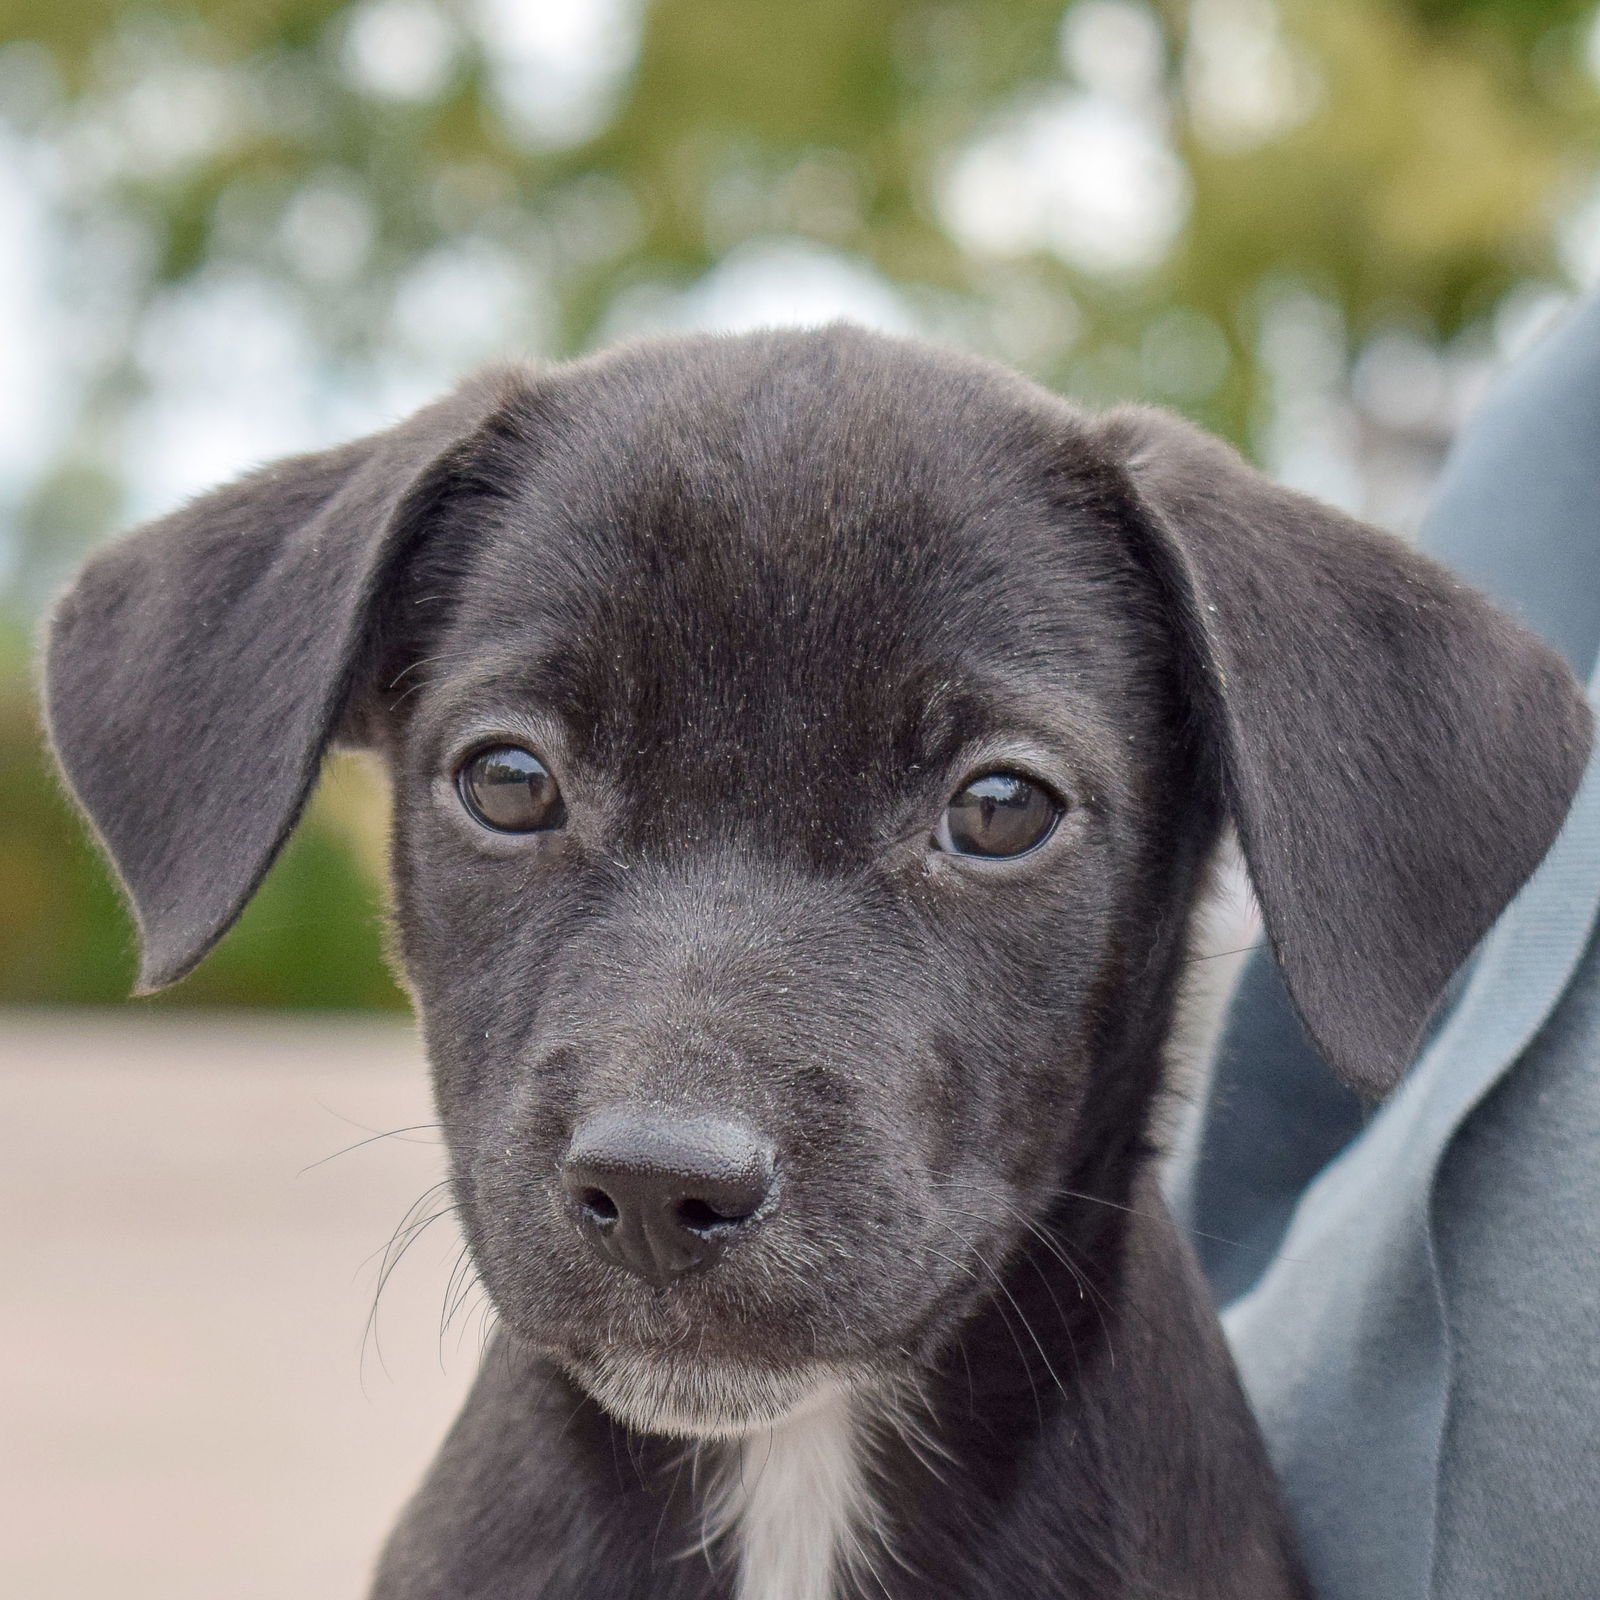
[1,1010,475,1600]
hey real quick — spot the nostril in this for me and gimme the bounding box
[577,1186,619,1224]
[677,1196,748,1232]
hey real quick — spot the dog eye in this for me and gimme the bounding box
[456,746,567,833]
[935,772,1061,858]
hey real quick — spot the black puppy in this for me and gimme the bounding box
[45,327,1590,1599]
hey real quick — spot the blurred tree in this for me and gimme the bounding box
[0,0,1596,1005]
[4,0,1597,588]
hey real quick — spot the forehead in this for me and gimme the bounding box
[418,332,1162,787]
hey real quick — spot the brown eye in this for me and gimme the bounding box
[456,746,566,833]
[935,772,1061,859]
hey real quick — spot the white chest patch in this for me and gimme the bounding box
[711,1387,877,1600]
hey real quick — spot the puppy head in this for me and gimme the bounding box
[44,327,1590,1436]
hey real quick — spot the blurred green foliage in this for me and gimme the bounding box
[1,0,1597,1006]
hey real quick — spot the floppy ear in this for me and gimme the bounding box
[1100,406,1593,1095]
[42,367,530,994]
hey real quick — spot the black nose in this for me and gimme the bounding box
[560,1109,775,1287]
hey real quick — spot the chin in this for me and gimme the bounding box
[561,1349,855,1440]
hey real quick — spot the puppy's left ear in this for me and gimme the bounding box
[43,368,529,994]
[1100,406,1592,1096]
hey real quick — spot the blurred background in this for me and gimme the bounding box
[4,0,1600,1595]
[6,0,1600,1006]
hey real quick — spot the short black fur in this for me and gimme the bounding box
[43,327,1592,1598]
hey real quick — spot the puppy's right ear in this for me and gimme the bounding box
[43,367,530,994]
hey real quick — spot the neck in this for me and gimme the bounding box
[707,1385,879,1600]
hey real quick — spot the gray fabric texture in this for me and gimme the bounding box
[1172,292,1600,1600]
[1431,931,1600,1598]
[1221,729,1600,1597]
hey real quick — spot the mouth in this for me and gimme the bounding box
[561,1348,858,1439]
